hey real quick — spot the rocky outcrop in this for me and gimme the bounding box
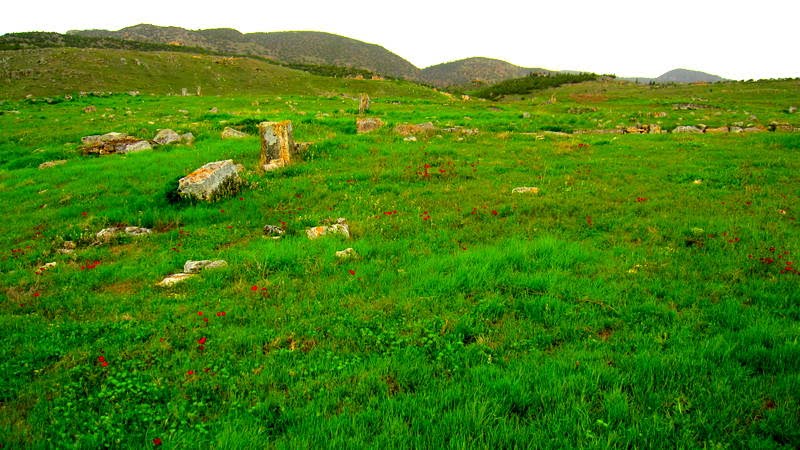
[394,122,437,137]
[177,160,243,201]
[512,187,540,195]
[39,160,67,169]
[358,93,370,114]
[356,117,384,134]
[672,125,703,133]
[221,127,248,139]
[183,260,228,274]
[307,218,350,240]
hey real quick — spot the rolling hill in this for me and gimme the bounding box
[625,68,726,84]
[419,57,549,88]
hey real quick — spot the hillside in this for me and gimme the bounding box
[0,47,438,99]
[625,68,726,84]
[420,57,549,88]
[68,25,420,80]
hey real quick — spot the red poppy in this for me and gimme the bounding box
[250,285,258,291]
[33,292,40,298]
[216,311,226,317]
[153,437,162,446]
[187,370,195,375]
[197,311,203,316]
[491,210,498,216]
[348,269,356,276]
[198,337,207,345]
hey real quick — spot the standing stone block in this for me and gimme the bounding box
[358,93,370,114]
[259,121,295,171]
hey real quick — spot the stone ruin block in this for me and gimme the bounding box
[177,160,242,201]
[259,121,297,171]
[359,93,370,114]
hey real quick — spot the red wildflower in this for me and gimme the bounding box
[81,212,87,217]
[239,197,244,201]
[33,292,40,298]
[251,285,259,291]
[187,370,195,375]
[216,311,226,317]
[586,215,593,227]
[153,437,162,446]
[636,197,648,203]
[197,311,203,316]
[197,337,207,345]
[491,210,498,216]
[219,209,225,213]
[348,269,356,276]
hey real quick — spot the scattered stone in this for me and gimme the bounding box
[39,160,67,169]
[221,127,248,139]
[404,136,417,142]
[789,106,797,114]
[96,226,152,241]
[209,107,219,113]
[307,218,350,240]
[769,122,793,132]
[394,122,437,137]
[653,112,668,118]
[183,260,228,274]
[512,186,540,195]
[335,248,358,259]
[649,124,663,134]
[178,159,243,201]
[263,225,286,239]
[181,132,195,145]
[153,129,182,145]
[83,105,96,113]
[704,126,729,134]
[673,103,705,110]
[729,126,744,133]
[672,125,703,133]
[442,126,479,136]
[521,112,531,119]
[157,273,195,287]
[259,121,297,171]
[693,179,703,185]
[358,93,370,114]
[356,117,384,134]
[119,140,153,154]
[744,126,767,133]
[58,241,76,254]
[36,262,57,274]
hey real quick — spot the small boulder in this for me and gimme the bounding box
[181,132,195,145]
[704,126,729,134]
[259,121,296,171]
[209,107,219,113]
[183,260,228,274]
[358,93,370,114]
[335,248,358,259]
[307,218,350,240]
[263,225,286,239]
[394,122,437,137]
[39,160,67,169]
[153,129,181,145]
[83,105,96,113]
[119,140,152,154]
[157,273,195,287]
[769,122,793,132]
[672,125,703,133]
[356,117,384,134]
[729,126,744,133]
[744,126,767,133]
[177,160,242,201]
[221,127,248,139]
[96,226,152,241]
[512,186,540,195]
[788,106,797,114]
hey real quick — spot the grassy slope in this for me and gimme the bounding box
[0,78,799,447]
[0,47,436,100]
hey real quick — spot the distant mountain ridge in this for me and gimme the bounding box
[624,68,726,84]
[419,57,549,88]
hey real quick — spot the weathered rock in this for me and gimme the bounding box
[157,273,195,287]
[704,126,729,134]
[442,126,479,136]
[744,126,767,133]
[672,126,703,133]
[177,160,242,201]
[512,186,541,195]
[788,106,797,114]
[673,103,704,110]
[58,241,76,254]
[81,132,145,155]
[153,129,181,145]
[769,122,793,132]
[653,111,668,118]
[263,225,286,239]
[358,93,370,114]
[521,112,531,119]
[404,136,417,142]
[183,260,228,274]
[335,248,358,259]
[729,126,744,133]
[96,226,152,241]
[209,107,219,113]
[649,124,663,134]
[39,160,67,169]
[356,117,384,134]
[394,122,437,137]
[83,105,96,113]
[181,132,195,145]
[307,218,350,240]
[119,140,153,154]
[221,127,248,139]
[36,262,57,274]
[259,121,296,171]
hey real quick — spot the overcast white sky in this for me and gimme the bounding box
[1,0,797,79]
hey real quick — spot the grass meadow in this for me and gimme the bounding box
[1,77,799,448]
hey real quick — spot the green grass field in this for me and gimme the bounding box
[1,74,799,448]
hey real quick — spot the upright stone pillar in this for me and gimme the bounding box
[358,93,370,114]
[259,121,295,171]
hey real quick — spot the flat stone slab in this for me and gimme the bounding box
[512,187,540,195]
[183,260,228,274]
[307,218,350,240]
[157,273,196,287]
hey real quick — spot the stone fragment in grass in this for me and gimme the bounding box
[119,140,152,154]
[81,132,144,155]
[307,218,350,240]
[263,225,286,239]
[356,117,384,134]
[744,126,767,133]
[153,129,181,145]
[177,159,243,201]
[181,132,195,145]
[394,122,437,137]
[96,226,152,241]
[788,106,797,114]
[157,273,195,287]
[36,262,57,274]
[335,248,358,259]
[221,127,248,139]
[58,241,76,254]
[672,125,703,133]
[404,136,417,142]
[512,186,540,195]
[358,93,370,114]
[704,126,729,134]
[259,121,296,172]
[183,260,228,274]
[39,160,67,169]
